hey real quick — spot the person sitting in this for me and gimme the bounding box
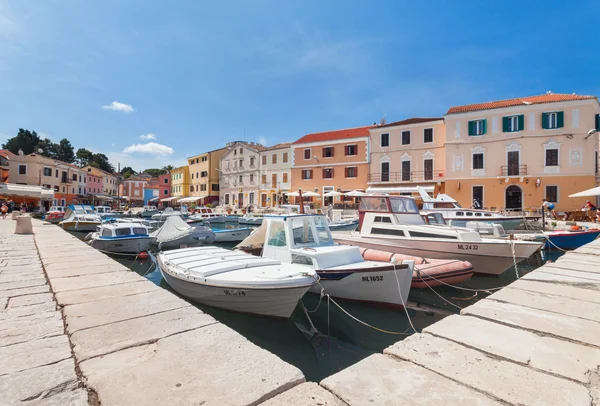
[541,199,558,220]
[585,200,597,211]
[472,199,481,209]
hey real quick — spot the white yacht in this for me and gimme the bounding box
[416,187,525,231]
[152,207,186,221]
[87,222,155,254]
[331,195,542,276]
[59,205,102,232]
[189,207,226,223]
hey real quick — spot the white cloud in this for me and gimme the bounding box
[123,142,174,156]
[102,101,134,113]
[258,136,267,146]
[105,151,186,174]
[139,133,156,140]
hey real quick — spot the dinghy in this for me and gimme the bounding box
[151,215,215,249]
[157,246,318,318]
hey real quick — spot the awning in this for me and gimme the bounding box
[148,197,159,203]
[569,186,600,198]
[178,196,207,203]
[94,194,113,201]
[121,196,130,201]
[366,186,434,194]
[0,183,54,199]
[160,196,179,202]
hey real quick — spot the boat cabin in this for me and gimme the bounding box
[49,206,65,213]
[98,223,150,239]
[65,204,96,218]
[95,206,115,215]
[194,207,220,218]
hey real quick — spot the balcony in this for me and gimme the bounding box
[368,170,445,183]
[500,165,527,177]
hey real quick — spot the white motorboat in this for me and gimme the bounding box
[214,227,253,242]
[140,205,160,218]
[115,217,161,232]
[416,187,525,231]
[152,207,186,221]
[151,215,215,249]
[59,205,102,232]
[235,214,415,307]
[190,207,226,223]
[331,195,542,276]
[328,218,359,231]
[237,214,263,226]
[87,222,155,254]
[43,206,65,224]
[95,205,122,219]
[157,246,318,318]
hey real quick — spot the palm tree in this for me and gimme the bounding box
[162,165,174,172]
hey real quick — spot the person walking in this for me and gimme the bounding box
[542,199,558,220]
[1,203,8,219]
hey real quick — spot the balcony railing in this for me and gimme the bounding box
[500,165,527,177]
[368,170,445,183]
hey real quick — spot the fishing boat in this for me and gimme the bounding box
[191,207,226,223]
[416,187,525,231]
[43,206,65,224]
[158,247,318,318]
[87,222,155,254]
[328,218,359,231]
[214,227,253,242]
[95,205,122,219]
[152,207,186,221]
[235,214,415,307]
[359,247,473,289]
[513,228,600,250]
[237,213,263,226]
[151,215,215,249]
[59,205,102,232]
[331,195,542,276]
[140,205,160,218]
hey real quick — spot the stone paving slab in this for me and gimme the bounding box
[522,270,600,290]
[50,270,142,292]
[45,263,128,279]
[0,312,64,347]
[63,289,191,333]
[43,258,125,272]
[0,278,48,291]
[0,265,44,274]
[550,260,600,274]
[0,335,72,376]
[260,382,343,406]
[0,301,57,320]
[321,354,500,405]
[543,263,600,277]
[72,306,216,361]
[462,299,600,347]
[386,334,590,406]
[26,389,89,406]
[55,280,159,306]
[508,279,600,303]
[0,358,79,405]
[424,314,600,383]
[0,285,50,300]
[0,271,47,283]
[80,323,304,406]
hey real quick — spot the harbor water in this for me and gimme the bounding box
[70,224,561,382]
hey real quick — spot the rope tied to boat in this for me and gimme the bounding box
[509,234,519,280]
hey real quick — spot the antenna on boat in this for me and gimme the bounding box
[298,189,305,214]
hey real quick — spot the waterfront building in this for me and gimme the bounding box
[443,93,600,211]
[119,175,147,203]
[368,118,446,195]
[258,142,292,208]
[0,150,14,183]
[146,173,171,201]
[291,126,372,206]
[170,165,190,199]
[219,141,265,209]
[187,147,227,205]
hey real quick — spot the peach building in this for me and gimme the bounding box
[187,147,226,205]
[368,118,446,195]
[119,175,147,203]
[258,143,292,208]
[291,126,373,206]
[444,93,600,211]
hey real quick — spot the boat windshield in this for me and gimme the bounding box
[432,202,458,209]
[313,216,333,245]
[290,217,317,247]
[389,197,419,214]
[359,196,389,212]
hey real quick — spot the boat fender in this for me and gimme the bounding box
[138,251,149,260]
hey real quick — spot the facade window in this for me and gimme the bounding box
[163,178,168,184]
[468,119,486,136]
[234,149,237,156]
[72,173,77,181]
[271,173,277,185]
[283,152,288,163]
[190,186,194,193]
[546,185,558,203]
[240,148,243,154]
[239,175,243,183]
[401,161,410,181]
[250,157,255,166]
[55,169,58,177]
[262,155,267,165]
[323,146,334,158]
[545,149,559,166]
[201,171,208,177]
[43,167,52,176]
[18,165,26,175]
[302,169,312,180]
[424,159,433,180]
[272,154,277,164]
[211,184,219,192]
[249,174,254,182]
[381,133,389,147]
[261,174,267,184]
[473,153,484,169]
[345,144,357,156]
[345,167,357,178]
[304,148,311,160]
[200,184,207,191]
[503,115,524,132]
[225,194,230,205]
[163,190,168,195]
[423,128,433,143]
[282,173,288,183]
[542,112,563,129]
[401,131,410,145]
[195,185,199,192]
[322,168,334,179]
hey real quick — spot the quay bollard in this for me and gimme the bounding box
[11,211,19,220]
[15,216,33,234]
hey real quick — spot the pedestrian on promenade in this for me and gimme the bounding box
[542,199,558,220]
[1,203,7,219]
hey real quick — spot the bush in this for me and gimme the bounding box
[205,203,213,208]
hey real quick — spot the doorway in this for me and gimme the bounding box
[381,162,390,182]
[238,192,244,208]
[472,186,483,208]
[505,185,522,210]
[507,151,520,176]
[260,193,267,207]
[401,161,410,181]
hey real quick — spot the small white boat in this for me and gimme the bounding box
[214,227,253,242]
[140,205,160,218]
[87,222,155,254]
[328,218,359,231]
[191,207,226,223]
[157,246,318,318]
[152,207,186,221]
[115,217,161,232]
[59,205,102,232]
[151,215,215,249]
[43,206,65,224]
[237,214,263,226]
[95,205,122,219]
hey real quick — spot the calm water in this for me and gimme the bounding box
[71,225,562,382]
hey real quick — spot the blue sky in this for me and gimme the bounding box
[1,0,599,171]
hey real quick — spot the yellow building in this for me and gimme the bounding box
[170,165,189,199]
[187,147,227,205]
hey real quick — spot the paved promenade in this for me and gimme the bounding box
[1,216,599,405]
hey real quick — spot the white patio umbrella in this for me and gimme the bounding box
[285,191,300,197]
[569,186,600,198]
[323,191,344,197]
[345,190,366,197]
[302,191,321,197]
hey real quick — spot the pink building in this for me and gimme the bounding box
[147,174,171,200]
[86,173,103,196]
[119,176,147,203]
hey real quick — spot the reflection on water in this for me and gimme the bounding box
[71,228,561,382]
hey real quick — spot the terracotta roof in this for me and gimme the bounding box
[0,150,15,159]
[377,117,443,128]
[294,125,374,144]
[446,93,597,115]
[264,142,292,151]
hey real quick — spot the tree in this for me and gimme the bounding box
[162,165,174,172]
[76,148,94,167]
[120,166,134,179]
[143,168,167,177]
[2,128,41,155]
[35,138,58,158]
[89,153,115,173]
[55,139,75,163]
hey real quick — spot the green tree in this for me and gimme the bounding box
[76,148,94,167]
[2,128,41,155]
[120,166,134,178]
[89,153,115,173]
[35,138,59,158]
[162,165,174,172]
[55,139,75,163]
[143,168,167,177]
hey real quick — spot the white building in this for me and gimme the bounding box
[219,141,265,209]
[258,143,292,208]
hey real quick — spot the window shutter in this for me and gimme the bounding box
[330,168,334,178]
[345,145,349,155]
[330,147,334,157]
[596,114,600,130]
[482,119,487,135]
[322,168,327,178]
[518,115,525,131]
[322,147,327,157]
[542,113,548,129]
[344,167,349,177]
[557,111,564,128]
[468,121,474,136]
[309,169,313,179]
[354,167,358,177]
[502,117,509,132]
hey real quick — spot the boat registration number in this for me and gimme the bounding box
[223,289,246,296]
[458,244,478,251]
[362,276,384,282]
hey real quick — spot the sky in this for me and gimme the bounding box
[1,0,600,171]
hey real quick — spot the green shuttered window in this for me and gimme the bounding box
[542,111,564,129]
[595,114,600,131]
[502,115,525,132]
[468,119,486,136]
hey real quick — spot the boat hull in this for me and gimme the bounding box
[60,221,100,232]
[205,216,226,223]
[447,217,523,231]
[159,267,311,318]
[544,229,600,250]
[332,233,540,276]
[238,218,263,226]
[214,228,253,242]
[90,236,154,254]
[328,220,359,232]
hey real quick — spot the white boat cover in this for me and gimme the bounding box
[151,215,194,243]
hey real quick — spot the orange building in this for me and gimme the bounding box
[291,125,373,206]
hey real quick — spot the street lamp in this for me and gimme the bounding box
[585,129,597,140]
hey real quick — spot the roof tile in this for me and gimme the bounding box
[446,93,597,114]
[377,117,442,128]
[294,125,373,144]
